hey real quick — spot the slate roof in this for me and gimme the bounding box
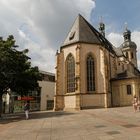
[61,14,140,81]
[62,14,101,46]
[120,40,137,49]
[61,14,116,54]
[114,47,124,57]
[119,28,137,51]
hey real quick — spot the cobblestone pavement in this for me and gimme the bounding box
[0,106,140,140]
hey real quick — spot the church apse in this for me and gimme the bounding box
[54,14,140,111]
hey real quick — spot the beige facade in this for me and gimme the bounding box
[112,78,140,106]
[54,15,140,111]
[39,71,55,111]
[55,43,111,110]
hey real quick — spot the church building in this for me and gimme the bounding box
[54,14,140,110]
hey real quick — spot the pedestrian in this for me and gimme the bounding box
[137,99,140,111]
[132,96,138,112]
[24,101,30,119]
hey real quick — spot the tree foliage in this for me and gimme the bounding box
[0,35,42,96]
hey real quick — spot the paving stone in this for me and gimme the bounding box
[60,135,82,140]
[0,107,140,140]
[82,134,100,140]
[94,125,107,128]
[98,135,114,140]
[121,124,139,128]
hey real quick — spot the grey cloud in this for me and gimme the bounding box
[0,0,95,72]
[25,0,95,48]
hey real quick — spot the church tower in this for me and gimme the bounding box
[99,18,105,37]
[121,26,137,67]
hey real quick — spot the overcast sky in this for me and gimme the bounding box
[0,0,140,72]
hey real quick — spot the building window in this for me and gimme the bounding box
[131,52,134,59]
[122,64,124,71]
[69,31,75,40]
[66,54,75,93]
[87,54,95,92]
[127,85,132,95]
[126,52,128,58]
[47,100,54,110]
[42,74,55,82]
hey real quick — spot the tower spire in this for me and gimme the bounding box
[123,22,131,41]
[124,22,128,31]
[99,16,105,37]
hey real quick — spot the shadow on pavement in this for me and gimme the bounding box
[0,111,76,124]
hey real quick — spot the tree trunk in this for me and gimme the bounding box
[0,94,3,117]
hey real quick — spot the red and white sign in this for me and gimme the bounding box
[18,96,34,101]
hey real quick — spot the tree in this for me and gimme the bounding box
[0,35,42,116]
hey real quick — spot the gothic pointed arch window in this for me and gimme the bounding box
[66,53,75,93]
[86,54,95,92]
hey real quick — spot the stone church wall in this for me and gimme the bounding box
[112,79,138,106]
[64,95,76,109]
[81,94,105,108]
[80,44,106,94]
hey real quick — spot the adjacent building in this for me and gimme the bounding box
[39,71,55,111]
[2,71,55,113]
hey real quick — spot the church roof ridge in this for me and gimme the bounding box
[61,14,116,55]
[62,14,101,47]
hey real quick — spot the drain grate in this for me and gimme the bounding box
[106,131,121,135]
[94,125,106,128]
[122,124,139,128]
